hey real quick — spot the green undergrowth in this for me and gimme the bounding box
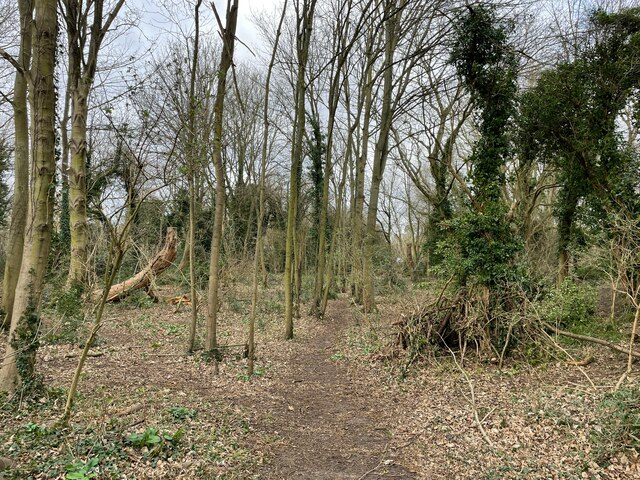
[0,390,259,479]
[592,385,640,465]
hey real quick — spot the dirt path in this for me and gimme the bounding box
[248,298,416,479]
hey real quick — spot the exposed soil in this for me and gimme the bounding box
[245,298,415,479]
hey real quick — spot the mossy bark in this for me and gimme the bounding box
[1,0,32,331]
[0,0,57,394]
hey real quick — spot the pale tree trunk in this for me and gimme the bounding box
[64,0,125,287]
[1,0,32,331]
[60,82,71,249]
[0,0,57,394]
[363,0,400,313]
[284,0,317,339]
[67,83,90,285]
[206,0,239,353]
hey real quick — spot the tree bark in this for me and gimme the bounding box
[186,0,203,354]
[206,0,238,353]
[99,227,178,303]
[284,0,317,339]
[67,83,90,285]
[64,0,125,287]
[0,0,57,394]
[1,0,32,331]
[363,0,400,313]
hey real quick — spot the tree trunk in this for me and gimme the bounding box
[64,0,125,287]
[67,83,90,285]
[557,188,578,283]
[59,81,71,251]
[363,0,399,313]
[351,31,374,301]
[186,0,203,353]
[284,0,317,340]
[1,0,32,331]
[0,0,57,394]
[206,0,238,353]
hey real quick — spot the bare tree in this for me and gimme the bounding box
[206,0,239,355]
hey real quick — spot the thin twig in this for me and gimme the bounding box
[444,343,495,448]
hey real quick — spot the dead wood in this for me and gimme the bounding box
[96,227,178,303]
[168,294,192,306]
[114,403,144,416]
[566,355,594,367]
[543,321,640,359]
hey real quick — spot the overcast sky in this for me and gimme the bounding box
[127,0,284,63]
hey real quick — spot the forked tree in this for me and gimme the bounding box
[61,0,126,287]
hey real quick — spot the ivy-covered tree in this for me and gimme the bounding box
[519,8,640,281]
[306,116,326,270]
[443,4,521,289]
[0,140,10,229]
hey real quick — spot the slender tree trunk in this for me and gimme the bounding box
[186,0,203,354]
[1,0,32,331]
[67,83,90,285]
[206,0,239,353]
[64,0,124,287]
[0,0,57,394]
[363,0,399,313]
[284,0,317,339]
[248,1,286,374]
[351,34,373,301]
[59,81,71,250]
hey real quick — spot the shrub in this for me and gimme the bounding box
[539,280,597,328]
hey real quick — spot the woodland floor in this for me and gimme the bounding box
[1,278,640,479]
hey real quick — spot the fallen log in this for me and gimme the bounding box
[543,321,640,359]
[97,227,178,303]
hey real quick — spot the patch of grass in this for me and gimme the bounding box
[237,365,269,381]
